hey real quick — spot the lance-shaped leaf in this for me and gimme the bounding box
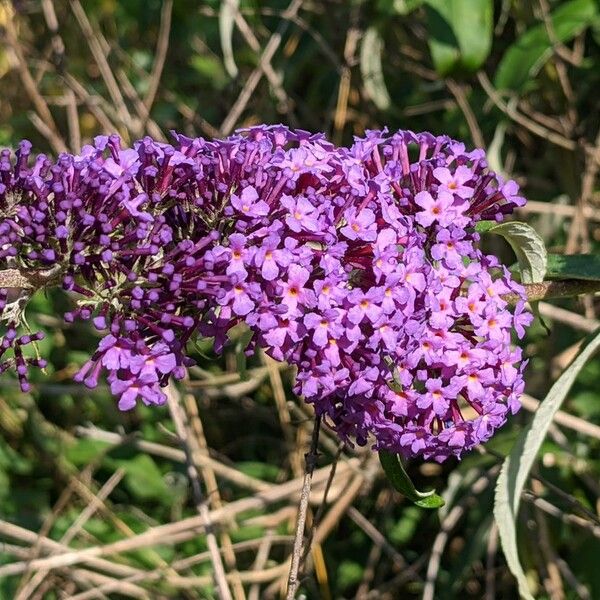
[494,327,600,600]
[379,451,445,509]
[494,0,598,91]
[219,0,239,78]
[545,253,600,281]
[360,27,391,111]
[425,0,493,75]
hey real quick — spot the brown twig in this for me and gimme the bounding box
[219,0,303,135]
[566,130,600,254]
[285,413,321,600]
[248,530,276,600]
[15,469,126,600]
[347,505,415,576]
[302,444,343,559]
[182,391,246,600]
[506,279,600,304]
[75,425,272,492]
[422,466,500,600]
[312,466,373,548]
[1,3,67,154]
[532,479,565,600]
[143,0,173,113]
[485,522,499,600]
[68,0,132,135]
[446,79,485,149]
[63,72,119,133]
[262,350,302,477]
[522,492,600,538]
[68,564,289,599]
[64,90,81,153]
[517,199,600,222]
[555,558,591,600]
[114,69,165,140]
[0,459,360,577]
[333,19,359,145]
[0,520,146,580]
[166,384,233,600]
[15,471,84,597]
[537,302,600,333]
[171,534,292,572]
[477,71,576,151]
[521,394,600,441]
[231,9,294,118]
[39,0,82,153]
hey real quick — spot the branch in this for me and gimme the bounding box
[510,279,600,304]
[1,265,599,307]
[0,265,64,291]
[286,414,321,600]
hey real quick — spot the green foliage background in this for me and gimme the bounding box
[1,0,600,598]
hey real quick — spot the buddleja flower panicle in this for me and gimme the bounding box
[0,126,532,461]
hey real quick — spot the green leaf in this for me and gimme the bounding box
[545,253,600,281]
[494,327,600,600]
[65,438,111,467]
[115,455,169,501]
[478,221,547,284]
[235,461,280,483]
[230,525,266,543]
[379,451,445,509]
[487,122,508,177]
[425,0,493,75]
[219,0,239,78]
[494,0,598,90]
[360,27,391,111]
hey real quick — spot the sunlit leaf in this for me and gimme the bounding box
[477,221,547,284]
[116,454,169,501]
[494,327,600,600]
[219,0,239,78]
[360,27,391,111]
[546,253,600,281]
[425,0,493,74]
[494,0,598,90]
[379,451,445,509]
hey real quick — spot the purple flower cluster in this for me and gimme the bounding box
[0,127,531,460]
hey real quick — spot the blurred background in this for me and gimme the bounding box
[0,0,600,598]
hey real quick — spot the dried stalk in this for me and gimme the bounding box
[166,385,233,600]
[285,414,321,600]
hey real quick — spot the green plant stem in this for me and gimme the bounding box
[508,279,600,304]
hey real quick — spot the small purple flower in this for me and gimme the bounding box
[281,265,313,315]
[130,343,177,379]
[341,208,377,241]
[231,186,269,217]
[254,236,292,281]
[98,335,132,370]
[229,283,257,316]
[347,289,383,324]
[433,166,474,198]
[304,309,343,347]
[281,195,320,233]
[415,191,455,227]
[110,373,167,411]
[226,233,253,279]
